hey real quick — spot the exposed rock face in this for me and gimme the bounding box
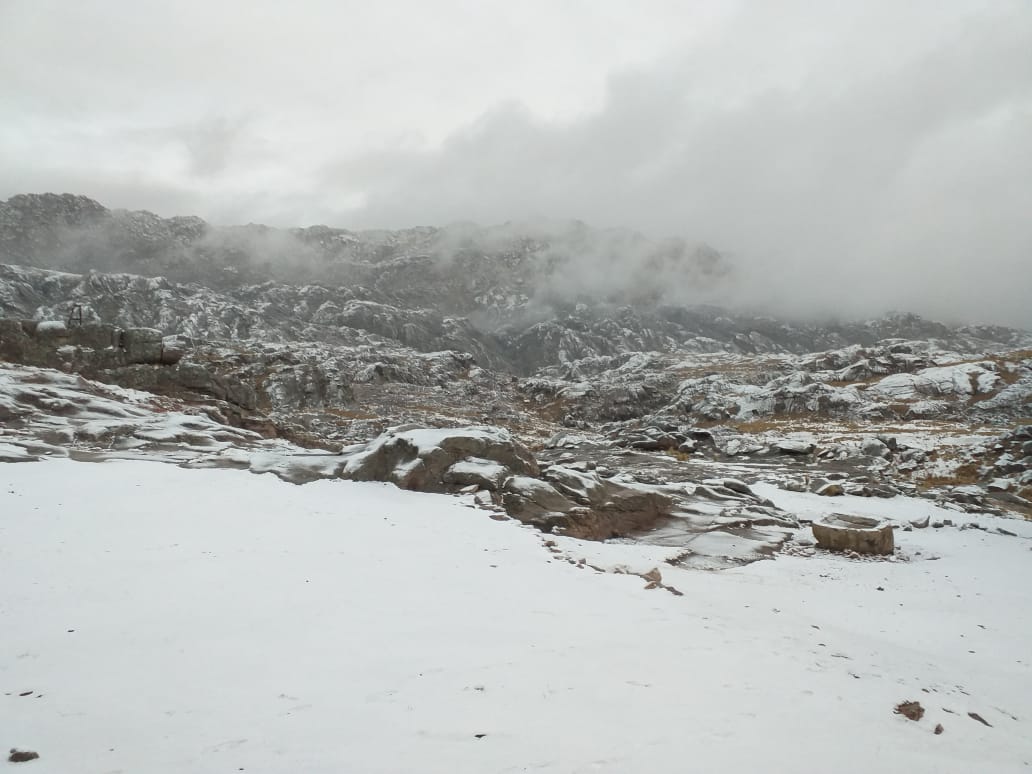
[336,424,674,539]
[442,458,512,491]
[812,514,894,555]
[342,425,539,491]
[0,317,176,368]
[2,192,1032,557]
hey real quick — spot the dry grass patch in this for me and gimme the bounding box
[321,407,379,420]
[918,462,982,490]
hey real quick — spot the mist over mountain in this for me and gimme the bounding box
[3,193,1030,335]
[0,192,739,317]
[3,1,1031,328]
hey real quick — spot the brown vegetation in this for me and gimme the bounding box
[918,462,982,490]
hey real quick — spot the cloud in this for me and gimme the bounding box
[1,0,1030,326]
[325,2,1032,326]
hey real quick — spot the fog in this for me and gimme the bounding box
[1,0,1030,327]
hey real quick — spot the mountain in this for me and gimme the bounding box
[1,192,1030,535]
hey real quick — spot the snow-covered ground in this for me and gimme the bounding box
[2,459,1031,773]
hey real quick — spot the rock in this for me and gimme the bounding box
[8,750,40,763]
[986,490,1031,507]
[160,335,188,365]
[442,458,511,491]
[877,435,899,452]
[721,478,753,495]
[934,723,944,735]
[987,478,1013,492]
[900,448,926,463]
[472,490,496,509]
[774,439,815,455]
[344,426,539,492]
[861,437,891,458]
[35,320,68,341]
[629,435,677,452]
[816,482,844,497]
[869,484,899,498]
[502,476,576,525]
[894,701,925,721]
[694,484,741,500]
[909,515,930,529]
[812,513,894,555]
[121,327,163,364]
[551,473,674,540]
[967,712,992,727]
[843,483,872,497]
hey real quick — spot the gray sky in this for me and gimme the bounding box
[2,0,1031,326]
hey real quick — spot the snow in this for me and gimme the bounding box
[342,425,515,478]
[0,442,37,462]
[445,457,509,481]
[34,320,67,334]
[871,363,999,400]
[751,483,1020,529]
[3,459,1032,772]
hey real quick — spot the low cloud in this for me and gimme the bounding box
[331,5,1032,327]
[1,0,1030,327]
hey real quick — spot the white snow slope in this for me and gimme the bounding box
[2,459,1031,773]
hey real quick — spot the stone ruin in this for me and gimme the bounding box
[811,513,895,555]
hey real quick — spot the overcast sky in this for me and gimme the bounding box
[1,1,1030,325]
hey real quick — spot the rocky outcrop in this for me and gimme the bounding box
[0,317,180,368]
[342,425,539,491]
[336,424,676,539]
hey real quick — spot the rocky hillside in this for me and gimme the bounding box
[2,194,1029,373]
[2,193,1030,533]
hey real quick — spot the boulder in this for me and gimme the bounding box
[501,476,578,528]
[774,439,815,455]
[122,327,163,364]
[76,323,120,350]
[721,478,753,496]
[35,320,68,341]
[815,482,844,497]
[877,435,899,452]
[861,437,891,458]
[507,465,673,539]
[812,513,894,555]
[344,425,539,492]
[442,458,511,491]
